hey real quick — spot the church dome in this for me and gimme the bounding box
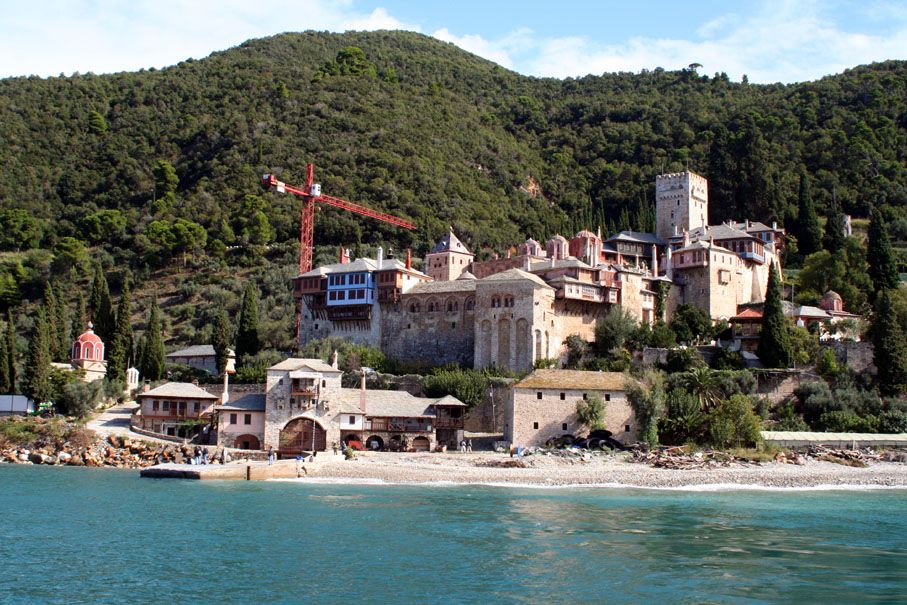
[72,322,105,362]
[822,290,842,302]
[574,230,598,240]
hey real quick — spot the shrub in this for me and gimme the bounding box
[626,371,665,445]
[878,410,907,433]
[576,395,606,430]
[663,347,706,373]
[660,390,705,445]
[711,348,745,370]
[57,380,105,417]
[423,368,487,410]
[818,410,876,432]
[707,394,763,449]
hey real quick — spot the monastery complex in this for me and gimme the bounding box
[293,171,785,372]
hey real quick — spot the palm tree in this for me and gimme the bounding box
[679,367,721,412]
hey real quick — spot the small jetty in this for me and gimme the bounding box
[140,456,331,480]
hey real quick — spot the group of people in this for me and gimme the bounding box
[459,439,473,453]
[191,447,209,465]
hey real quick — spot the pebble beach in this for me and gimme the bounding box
[290,451,907,489]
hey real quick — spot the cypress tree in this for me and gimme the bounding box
[211,308,232,375]
[867,205,899,295]
[872,290,907,397]
[0,320,9,393]
[43,281,68,362]
[140,298,165,381]
[70,293,86,344]
[795,171,823,255]
[22,306,52,403]
[6,310,16,391]
[106,279,133,382]
[757,264,792,368]
[823,193,846,255]
[88,265,115,343]
[235,284,260,360]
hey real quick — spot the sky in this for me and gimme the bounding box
[1,0,906,83]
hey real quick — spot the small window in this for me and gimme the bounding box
[322,380,326,388]
[605,394,611,402]
[562,423,568,431]
[582,393,587,401]
[533,422,539,430]
[244,414,252,425]
[560,392,565,401]
[537,392,542,400]
[625,425,631,432]
[152,401,159,411]
[162,401,170,411]
[451,322,456,329]
[229,413,237,425]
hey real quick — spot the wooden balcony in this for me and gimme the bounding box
[433,417,464,429]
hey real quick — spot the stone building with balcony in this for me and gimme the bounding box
[261,357,466,457]
[134,382,219,439]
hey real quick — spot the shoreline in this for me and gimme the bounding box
[270,451,907,490]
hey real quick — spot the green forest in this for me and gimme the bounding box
[0,30,905,359]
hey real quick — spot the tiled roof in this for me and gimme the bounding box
[336,388,437,417]
[456,271,477,280]
[514,369,632,391]
[672,240,734,255]
[166,345,215,358]
[299,258,378,278]
[408,280,476,295]
[430,230,473,255]
[216,393,266,411]
[528,258,593,272]
[139,382,219,399]
[267,358,340,373]
[606,230,664,245]
[732,307,763,321]
[480,268,553,289]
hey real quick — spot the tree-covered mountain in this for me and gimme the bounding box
[0,30,905,353]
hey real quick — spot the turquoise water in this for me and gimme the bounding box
[1,467,905,604]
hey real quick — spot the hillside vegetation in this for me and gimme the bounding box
[0,30,905,353]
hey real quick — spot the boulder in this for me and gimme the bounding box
[68,454,85,466]
[17,453,30,463]
[28,452,48,464]
[108,435,121,448]
[57,451,72,464]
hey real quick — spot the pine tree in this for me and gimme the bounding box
[867,205,899,295]
[0,320,9,393]
[22,306,52,403]
[795,171,822,255]
[757,264,792,368]
[106,279,133,382]
[235,284,260,361]
[6,310,16,391]
[211,308,232,375]
[823,193,846,255]
[88,265,115,343]
[139,298,165,381]
[872,290,907,396]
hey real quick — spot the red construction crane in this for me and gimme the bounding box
[261,164,416,274]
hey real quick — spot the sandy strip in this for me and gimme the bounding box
[284,451,907,490]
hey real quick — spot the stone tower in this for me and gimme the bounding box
[655,171,709,241]
[425,230,474,282]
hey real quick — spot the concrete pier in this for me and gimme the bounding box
[140,456,337,480]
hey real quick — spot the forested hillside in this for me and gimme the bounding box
[0,30,905,353]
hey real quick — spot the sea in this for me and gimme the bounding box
[1,466,905,604]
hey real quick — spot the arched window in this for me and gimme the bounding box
[85,343,94,360]
[409,302,421,313]
[491,297,501,308]
[446,299,458,312]
[465,298,475,311]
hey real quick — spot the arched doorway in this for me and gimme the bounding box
[279,417,326,456]
[365,435,384,451]
[235,434,261,450]
[412,436,431,452]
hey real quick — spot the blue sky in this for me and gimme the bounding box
[1,0,905,82]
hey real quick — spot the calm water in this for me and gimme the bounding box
[1,466,905,604]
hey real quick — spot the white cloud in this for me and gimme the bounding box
[431,28,518,69]
[0,0,419,78]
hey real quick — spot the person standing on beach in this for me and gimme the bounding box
[203,447,209,465]
[193,446,201,465]
[466,439,473,452]
[268,446,275,465]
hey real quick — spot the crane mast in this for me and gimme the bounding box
[261,164,416,274]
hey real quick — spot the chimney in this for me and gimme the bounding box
[339,247,350,264]
[682,229,690,247]
[331,350,339,369]
[377,246,384,270]
[524,256,531,271]
[651,245,659,276]
[359,370,367,415]
[666,247,673,280]
[142,381,151,393]
[772,221,778,230]
[222,367,230,405]
[405,248,412,270]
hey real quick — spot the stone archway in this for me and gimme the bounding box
[411,436,431,452]
[279,417,327,456]
[234,434,261,450]
[366,435,384,450]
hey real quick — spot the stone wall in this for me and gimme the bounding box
[381,294,475,368]
[754,369,821,404]
[826,341,875,373]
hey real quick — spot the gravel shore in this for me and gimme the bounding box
[293,451,907,489]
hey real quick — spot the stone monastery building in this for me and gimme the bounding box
[293,171,784,372]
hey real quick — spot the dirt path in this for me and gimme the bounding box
[85,402,172,444]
